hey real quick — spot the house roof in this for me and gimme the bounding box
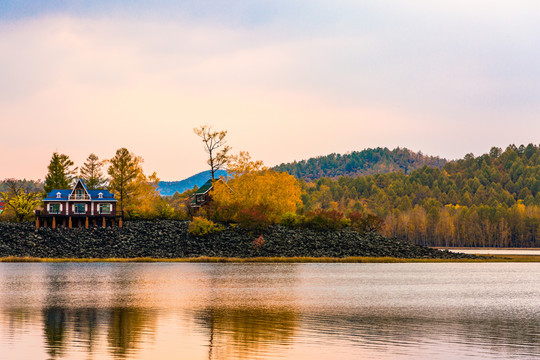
[194,179,214,195]
[43,179,116,201]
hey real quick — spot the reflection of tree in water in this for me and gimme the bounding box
[193,263,300,359]
[1,308,37,339]
[38,264,158,360]
[72,308,99,356]
[196,307,298,360]
[43,307,67,359]
[106,264,157,360]
[300,312,540,357]
[107,307,155,359]
[43,265,69,360]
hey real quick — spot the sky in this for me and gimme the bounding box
[1,0,539,181]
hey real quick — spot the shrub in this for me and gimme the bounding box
[235,206,270,230]
[253,234,265,249]
[155,202,175,219]
[188,217,223,236]
[280,212,304,228]
[305,209,349,230]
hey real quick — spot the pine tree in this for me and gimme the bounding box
[44,152,77,193]
[80,153,106,190]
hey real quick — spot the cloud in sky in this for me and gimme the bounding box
[1,1,539,180]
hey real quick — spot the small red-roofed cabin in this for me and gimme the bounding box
[36,179,122,229]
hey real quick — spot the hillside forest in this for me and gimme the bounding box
[1,143,539,248]
[294,144,539,247]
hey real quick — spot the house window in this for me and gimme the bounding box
[56,192,61,198]
[74,203,86,214]
[98,192,103,199]
[197,195,205,203]
[76,189,83,199]
[99,203,111,214]
[49,204,61,214]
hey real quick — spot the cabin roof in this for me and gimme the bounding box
[194,179,214,195]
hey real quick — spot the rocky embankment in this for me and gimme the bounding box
[0,220,478,259]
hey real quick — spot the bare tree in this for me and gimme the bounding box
[193,125,231,179]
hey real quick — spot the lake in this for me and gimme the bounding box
[1,262,540,359]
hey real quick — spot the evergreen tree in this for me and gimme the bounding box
[44,152,77,193]
[80,153,106,190]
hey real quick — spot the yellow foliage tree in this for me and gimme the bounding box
[126,171,161,217]
[210,152,302,224]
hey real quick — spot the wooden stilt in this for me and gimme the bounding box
[44,219,47,227]
[102,217,106,228]
[78,219,81,228]
[112,219,115,227]
[63,218,66,227]
[52,217,56,229]
[69,217,72,228]
[93,219,96,227]
[85,217,89,229]
[35,218,40,229]
[119,217,123,228]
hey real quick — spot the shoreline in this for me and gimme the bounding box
[0,220,480,261]
[1,255,539,263]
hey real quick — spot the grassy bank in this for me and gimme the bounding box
[1,255,538,263]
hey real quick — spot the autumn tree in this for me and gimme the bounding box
[0,179,41,221]
[210,152,302,225]
[194,125,231,179]
[107,148,143,215]
[107,148,160,217]
[80,153,106,190]
[128,171,161,217]
[44,152,77,193]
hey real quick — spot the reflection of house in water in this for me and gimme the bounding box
[39,264,157,360]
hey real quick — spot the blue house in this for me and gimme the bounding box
[36,179,121,229]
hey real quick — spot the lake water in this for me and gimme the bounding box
[1,262,540,360]
[448,249,540,256]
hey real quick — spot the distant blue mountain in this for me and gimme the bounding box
[157,170,227,196]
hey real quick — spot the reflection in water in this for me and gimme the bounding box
[72,308,98,355]
[196,307,297,360]
[300,312,540,359]
[1,263,540,359]
[108,307,156,359]
[43,265,69,359]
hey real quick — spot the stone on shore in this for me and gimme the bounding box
[0,220,478,259]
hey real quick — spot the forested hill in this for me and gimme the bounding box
[273,147,446,181]
[301,143,540,247]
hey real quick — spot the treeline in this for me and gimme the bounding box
[2,141,539,248]
[300,144,540,247]
[273,147,446,181]
[0,179,43,193]
[1,149,163,221]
